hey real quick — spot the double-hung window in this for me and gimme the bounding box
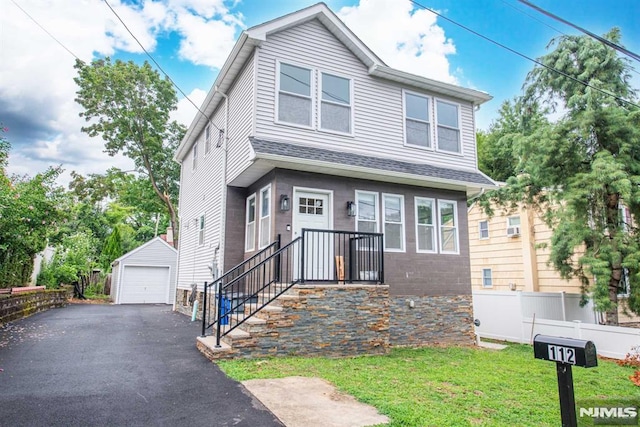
[438,200,459,254]
[278,62,312,127]
[404,91,431,148]
[415,197,436,252]
[204,124,211,155]
[436,100,461,153]
[192,142,198,171]
[383,194,405,251]
[356,191,378,233]
[479,220,489,239]
[259,185,271,249]
[482,268,493,287]
[320,72,352,134]
[245,194,256,252]
[198,214,205,246]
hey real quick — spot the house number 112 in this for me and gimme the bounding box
[547,345,576,364]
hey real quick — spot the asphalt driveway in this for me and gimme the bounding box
[0,303,283,427]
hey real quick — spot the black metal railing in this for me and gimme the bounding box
[300,229,384,283]
[201,229,384,347]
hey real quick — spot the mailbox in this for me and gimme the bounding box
[533,335,597,368]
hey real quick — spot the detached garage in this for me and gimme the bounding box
[110,237,177,304]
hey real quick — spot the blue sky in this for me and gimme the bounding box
[1,0,638,183]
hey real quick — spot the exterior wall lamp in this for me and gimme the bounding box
[347,201,356,217]
[280,194,291,212]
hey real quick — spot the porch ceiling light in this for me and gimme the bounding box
[347,201,356,217]
[280,194,290,212]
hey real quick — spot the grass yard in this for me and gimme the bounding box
[219,344,638,427]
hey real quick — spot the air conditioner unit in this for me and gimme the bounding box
[507,226,521,237]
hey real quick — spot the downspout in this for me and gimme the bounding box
[215,86,229,276]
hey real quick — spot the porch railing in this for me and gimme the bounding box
[201,229,384,347]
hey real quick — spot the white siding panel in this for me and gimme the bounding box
[255,19,477,170]
[176,53,255,293]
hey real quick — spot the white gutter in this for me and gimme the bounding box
[217,86,229,274]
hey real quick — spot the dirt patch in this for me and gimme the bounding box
[69,298,112,305]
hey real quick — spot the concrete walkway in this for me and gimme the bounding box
[0,304,282,427]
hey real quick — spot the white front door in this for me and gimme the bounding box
[293,189,332,280]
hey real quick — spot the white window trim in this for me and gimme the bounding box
[275,60,314,130]
[479,220,489,240]
[191,142,198,171]
[258,184,271,249]
[382,193,405,252]
[198,213,205,246]
[403,89,434,151]
[204,124,211,156]
[434,98,463,156]
[245,193,256,252]
[319,70,354,137]
[415,197,437,254]
[482,268,493,288]
[437,199,460,255]
[355,190,379,233]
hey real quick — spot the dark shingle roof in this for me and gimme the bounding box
[250,137,496,187]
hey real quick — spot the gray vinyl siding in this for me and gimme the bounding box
[176,53,255,291]
[254,19,478,171]
[227,51,256,183]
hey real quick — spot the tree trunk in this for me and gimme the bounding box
[606,283,619,325]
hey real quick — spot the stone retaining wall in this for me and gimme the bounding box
[0,287,73,326]
[389,294,475,347]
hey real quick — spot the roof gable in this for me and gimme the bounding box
[112,236,177,265]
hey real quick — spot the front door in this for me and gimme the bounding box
[293,189,332,280]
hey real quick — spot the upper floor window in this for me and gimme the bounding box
[320,72,352,134]
[436,100,460,153]
[204,124,211,155]
[479,220,489,239]
[438,199,459,254]
[259,185,271,249]
[383,194,405,252]
[415,197,436,253]
[198,214,205,246]
[356,191,378,233]
[278,62,312,127]
[404,92,431,148]
[245,194,256,252]
[192,142,198,171]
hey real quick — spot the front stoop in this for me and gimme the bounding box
[196,284,391,361]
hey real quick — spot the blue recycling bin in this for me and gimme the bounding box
[219,296,231,325]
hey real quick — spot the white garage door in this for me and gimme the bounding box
[120,265,170,304]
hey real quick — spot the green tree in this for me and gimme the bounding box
[0,126,66,287]
[74,58,183,248]
[477,99,548,182]
[100,227,122,271]
[486,29,640,324]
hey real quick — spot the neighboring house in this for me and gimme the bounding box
[110,237,177,304]
[173,3,497,356]
[468,201,638,323]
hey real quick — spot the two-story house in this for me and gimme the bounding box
[173,3,497,359]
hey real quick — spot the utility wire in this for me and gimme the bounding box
[102,0,221,133]
[517,0,640,63]
[10,0,81,61]
[408,0,640,110]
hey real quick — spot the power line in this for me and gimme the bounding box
[517,0,640,63]
[408,0,640,110]
[10,0,81,61]
[102,0,221,133]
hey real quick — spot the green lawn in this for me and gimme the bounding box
[218,344,638,427]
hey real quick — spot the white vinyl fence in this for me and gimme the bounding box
[472,290,640,360]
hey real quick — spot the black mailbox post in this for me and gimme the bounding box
[533,335,598,427]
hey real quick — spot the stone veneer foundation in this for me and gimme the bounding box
[177,284,476,359]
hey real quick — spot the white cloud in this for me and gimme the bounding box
[338,0,457,83]
[174,11,240,68]
[172,88,208,127]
